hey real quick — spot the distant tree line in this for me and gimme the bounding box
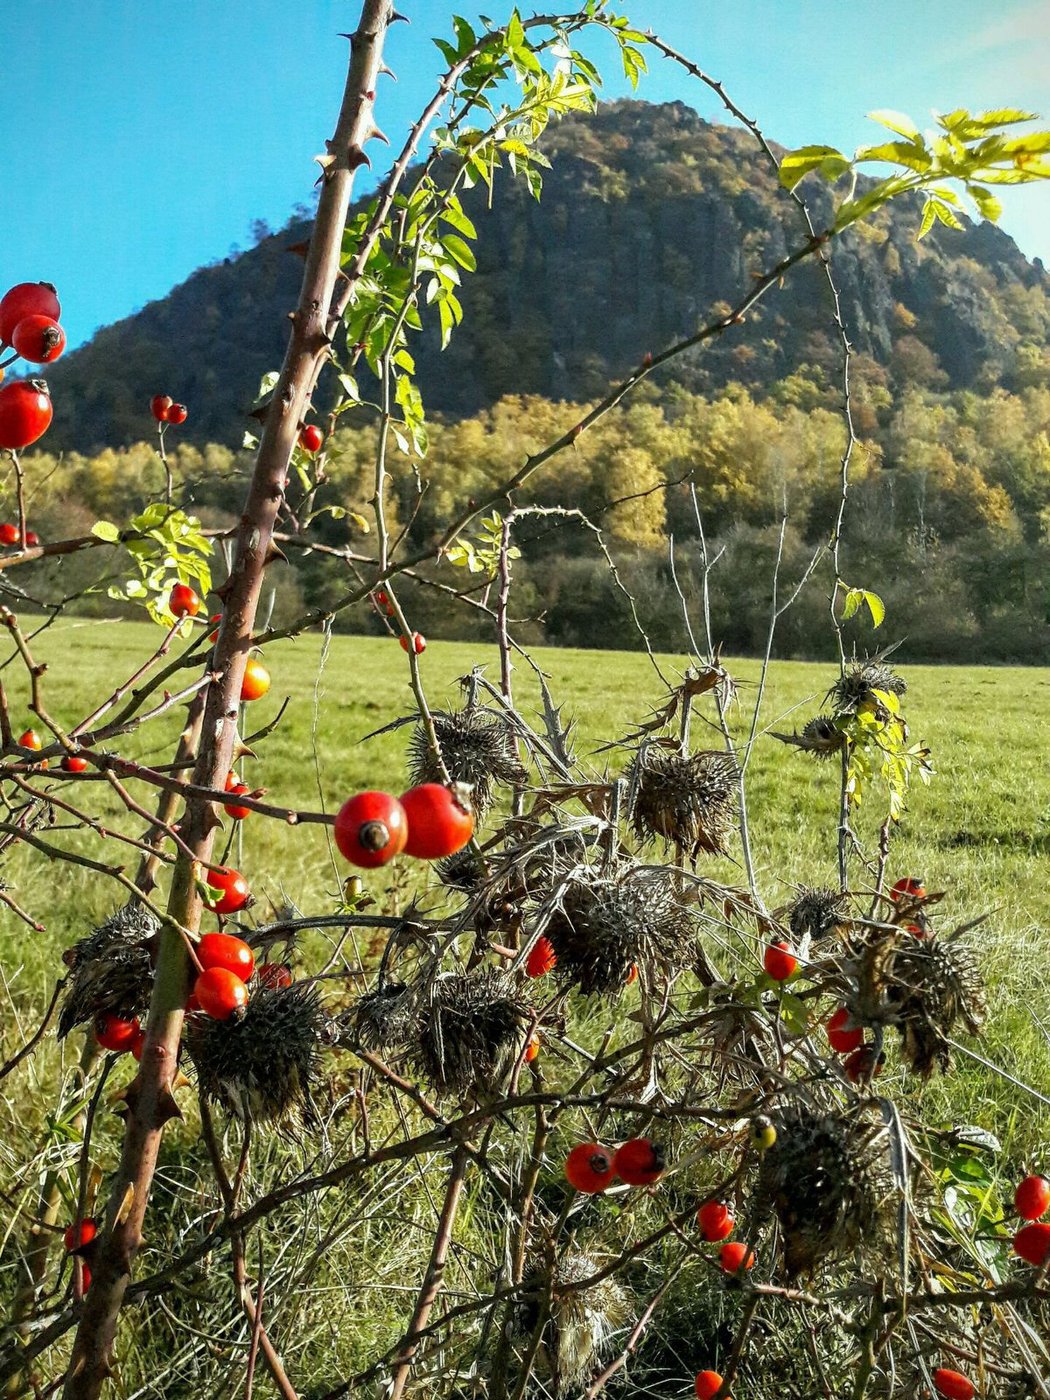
[13,366,1050,661]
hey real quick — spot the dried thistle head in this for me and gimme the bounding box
[59,902,159,1038]
[757,1104,896,1276]
[186,980,325,1125]
[415,970,530,1099]
[518,1251,633,1395]
[778,715,847,758]
[788,887,849,944]
[436,848,487,892]
[828,660,907,715]
[698,987,781,1092]
[886,937,986,1076]
[409,708,526,816]
[352,981,418,1053]
[629,745,738,857]
[544,866,701,996]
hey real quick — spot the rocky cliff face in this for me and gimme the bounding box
[43,99,1048,451]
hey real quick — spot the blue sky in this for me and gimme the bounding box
[2,1,1048,351]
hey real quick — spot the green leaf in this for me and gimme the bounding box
[917,197,938,240]
[452,14,477,57]
[779,993,809,1036]
[441,203,478,240]
[433,37,458,67]
[868,109,921,141]
[972,107,1038,128]
[968,185,1003,222]
[931,197,965,231]
[91,520,121,543]
[441,233,477,271]
[843,587,886,628]
[779,144,849,189]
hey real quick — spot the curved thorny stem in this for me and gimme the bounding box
[61,5,397,1394]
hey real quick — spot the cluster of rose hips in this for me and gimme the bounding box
[564,1141,756,1272]
[10,725,89,773]
[333,785,474,867]
[0,281,65,451]
[374,589,427,654]
[563,1137,665,1192]
[562,1141,755,1398]
[1011,1170,1050,1267]
[168,587,272,702]
[150,394,188,427]
[190,931,257,1021]
[823,1005,883,1084]
[63,1217,97,1296]
[0,521,39,547]
[822,876,929,1085]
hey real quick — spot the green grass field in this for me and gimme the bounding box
[2,616,1048,1132]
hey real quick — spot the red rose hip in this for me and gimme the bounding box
[0,379,53,449]
[334,791,408,868]
[94,1013,142,1053]
[698,1200,734,1241]
[695,1372,729,1400]
[11,315,65,364]
[1014,1174,1050,1221]
[1013,1221,1050,1267]
[400,783,474,859]
[196,931,254,981]
[932,1369,975,1400]
[223,774,252,820]
[763,941,797,981]
[202,865,250,915]
[63,1219,98,1254]
[718,1241,754,1274]
[168,582,201,618]
[826,1007,863,1054]
[613,1138,665,1187]
[0,283,61,344]
[194,966,249,1020]
[564,1142,616,1194]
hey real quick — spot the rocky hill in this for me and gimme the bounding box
[43,99,1050,452]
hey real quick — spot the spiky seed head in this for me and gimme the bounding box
[415,969,530,1099]
[801,716,846,757]
[518,1251,632,1395]
[629,746,738,857]
[436,848,487,891]
[788,887,849,944]
[408,708,526,817]
[756,1104,896,1275]
[828,660,907,716]
[886,938,986,1076]
[543,866,700,997]
[58,902,159,1038]
[352,981,418,1052]
[186,980,325,1125]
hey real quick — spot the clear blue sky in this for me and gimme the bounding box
[2,1,1048,350]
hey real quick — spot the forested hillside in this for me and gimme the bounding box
[42,100,1050,452]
